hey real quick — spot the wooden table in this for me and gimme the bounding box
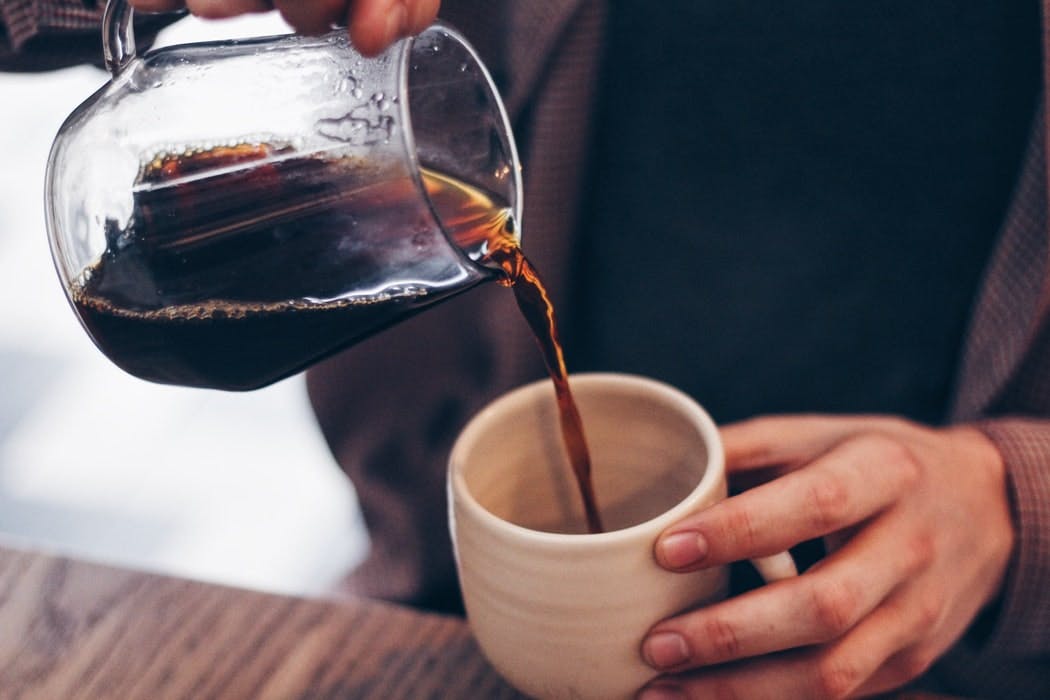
[0,542,968,699]
[0,541,522,699]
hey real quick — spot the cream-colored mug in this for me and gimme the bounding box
[448,373,796,700]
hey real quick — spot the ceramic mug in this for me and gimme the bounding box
[448,373,796,700]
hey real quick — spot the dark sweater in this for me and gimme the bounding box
[572,1,1040,425]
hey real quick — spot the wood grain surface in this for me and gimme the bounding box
[0,542,522,699]
[0,542,972,700]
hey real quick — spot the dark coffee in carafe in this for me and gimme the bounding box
[71,145,604,531]
[70,145,492,390]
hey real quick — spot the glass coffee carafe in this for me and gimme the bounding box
[45,0,522,390]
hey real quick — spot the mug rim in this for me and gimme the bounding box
[448,372,726,547]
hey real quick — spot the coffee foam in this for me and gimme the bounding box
[70,284,429,322]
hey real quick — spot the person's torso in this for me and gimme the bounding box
[569,0,1041,425]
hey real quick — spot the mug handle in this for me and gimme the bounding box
[751,552,798,582]
[102,0,136,76]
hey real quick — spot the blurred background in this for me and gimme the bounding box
[0,11,368,596]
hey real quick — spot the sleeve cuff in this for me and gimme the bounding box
[973,417,1050,655]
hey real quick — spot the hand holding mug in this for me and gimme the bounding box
[130,0,441,55]
[448,374,795,700]
[641,416,1014,699]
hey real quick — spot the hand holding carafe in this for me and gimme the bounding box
[129,0,441,55]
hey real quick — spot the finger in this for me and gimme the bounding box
[643,512,930,671]
[347,0,437,55]
[656,432,920,570]
[722,415,860,472]
[638,650,821,700]
[348,0,406,56]
[819,586,943,699]
[854,644,942,698]
[272,0,344,34]
[639,588,932,700]
[185,0,273,19]
[722,414,913,472]
[130,0,187,11]
[854,575,977,696]
[404,0,440,34]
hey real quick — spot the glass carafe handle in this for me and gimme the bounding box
[103,0,136,76]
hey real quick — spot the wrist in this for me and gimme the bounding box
[947,424,1014,606]
[949,424,1007,487]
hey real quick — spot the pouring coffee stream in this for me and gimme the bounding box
[482,237,605,535]
[424,169,604,532]
[46,1,604,532]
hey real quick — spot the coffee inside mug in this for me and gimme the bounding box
[458,380,715,534]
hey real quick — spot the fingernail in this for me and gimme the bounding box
[643,631,690,669]
[637,682,685,700]
[658,531,708,569]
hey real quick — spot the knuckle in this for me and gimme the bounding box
[862,432,922,479]
[721,505,759,553]
[699,616,742,662]
[914,590,944,630]
[889,442,923,488]
[806,475,851,531]
[809,580,862,638]
[848,431,924,495]
[904,533,936,574]
[815,655,864,700]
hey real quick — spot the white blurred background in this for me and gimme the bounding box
[0,12,368,596]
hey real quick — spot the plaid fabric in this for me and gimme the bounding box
[305,0,605,610]
[313,3,1050,695]
[0,1,174,70]
[955,112,1050,669]
[0,0,100,50]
